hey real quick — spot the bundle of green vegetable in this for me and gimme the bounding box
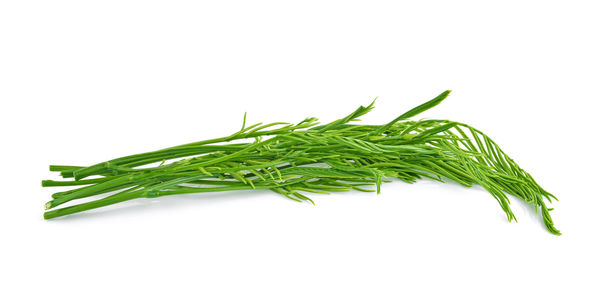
[42,91,560,235]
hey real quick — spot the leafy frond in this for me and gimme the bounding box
[42,91,560,235]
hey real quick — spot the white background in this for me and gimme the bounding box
[1,1,598,291]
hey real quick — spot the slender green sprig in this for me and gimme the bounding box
[42,91,560,235]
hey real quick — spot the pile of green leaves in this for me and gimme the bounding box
[42,90,560,235]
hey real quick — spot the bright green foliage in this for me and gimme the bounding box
[42,90,560,235]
